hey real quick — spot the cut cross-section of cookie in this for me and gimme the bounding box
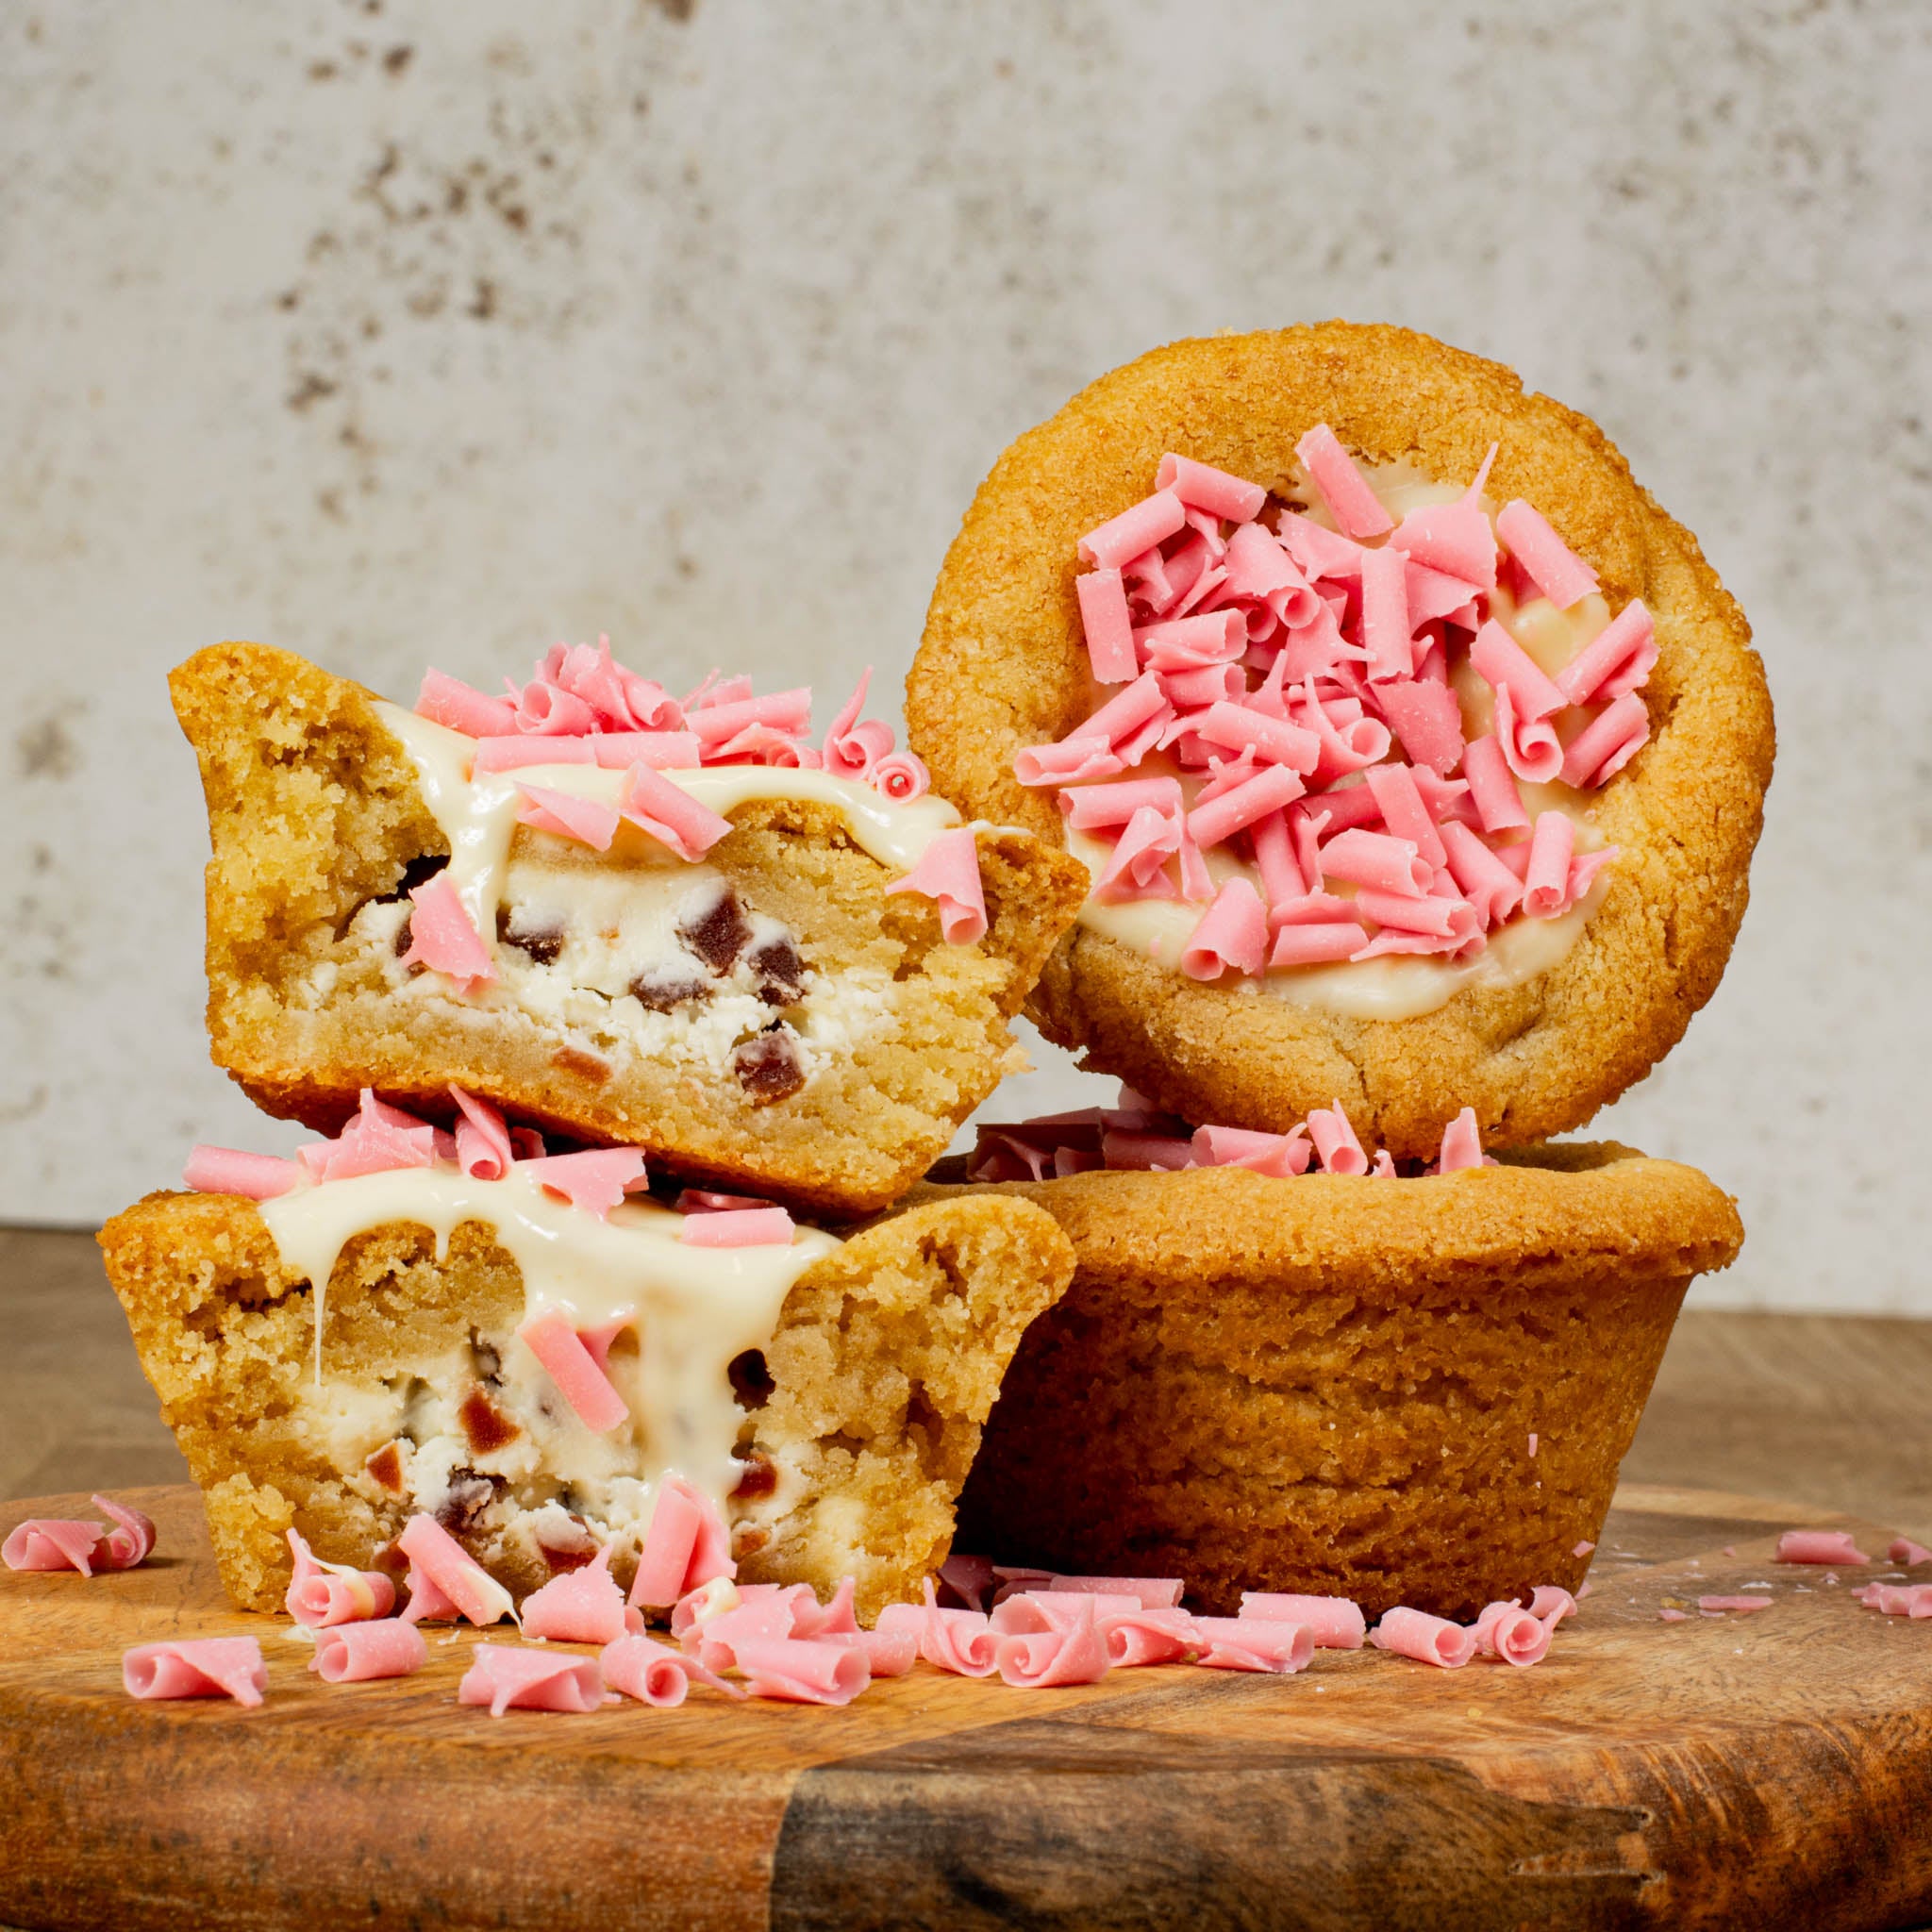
[99,1170,1074,1623]
[171,641,1087,1215]
[908,324,1774,1157]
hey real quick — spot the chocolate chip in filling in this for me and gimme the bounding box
[435,1466,505,1534]
[733,1024,805,1105]
[678,885,752,975]
[631,968,714,1013]
[458,1387,520,1455]
[748,935,807,1008]
[364,1441,405,1494]
[499,907,565,965]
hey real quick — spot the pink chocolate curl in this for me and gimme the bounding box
[1857,1584,1932,1619]
[1078,490,1188,571]
[417,668,518,739]
[1470,620,1566,722]
[1890,1538,1932,1568]
[3,1518,104,1574]
[1186,764,1306,851]
[917,1581,1000,1677]
[1076,569,1140,684]
[589,731,703,770]
[1436,1107,1486,1174]
[1775,1529,1871,1566]
[1387,481,1498,591]
[1319,828,1432,899]
[1179,877,1269,980]
[1304,1103,1369,1176]
[1369,1607,1476,1669]
[284,1527,396,1628]
[885,828,987,945]
[1376,678,1466,777]
[618,761,734,860]
[1522,812,1577,918]
[1364,761,1445,869]
[310,1619,426,1684]
[994,1591,1112,1689]
[458,1644,604,1717]
[1043,1574,1184,1609]
[1271,921,1370,968]
[604,1632,741,1706]
[124,1637,267,1707]
[1495,500,1601,610]
[519,1149,648,1219]
[514,781,622,852]
[394,1514,516,1627]
[449,1085,516,1181]
[820,668,897,780]
[733,1636,872,1707]
[400,876,497,994]
[1558,691,1651,790]
[298,1090,439,1185]
[1358,542,1413,681]
[1156,452,1268,524]
[92,1495,158,1570]
[1101,1607,1202,1668]
[629,1475,735,1610]
[1236,1592,1365,1650]
[1491,684,1565,786]
[182,1146,303,1201]
[518,1309,630,1434]
[1191,1616,1314,1674]
[678,1207,795,1248]
[1557,600,1657,707]
[859,1612,922,1678]
[1471,1602,1553,1667]
[474,736,595,773]
[1191,1124,1311,1178]
[1440,819,1525,928]
[1459,734,1529,834]
[1295,425,1391,540]
[521,1544,630,1643]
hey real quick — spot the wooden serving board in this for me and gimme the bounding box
[2,1485,1928,1932]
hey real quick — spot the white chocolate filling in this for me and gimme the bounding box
[261,1168,839,1538]
[375,702,966,963]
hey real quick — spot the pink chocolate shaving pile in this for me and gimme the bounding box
[1016,441,1655,977]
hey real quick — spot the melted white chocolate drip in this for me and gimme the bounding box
[259,1168,838,1509]
[375,702,965,965]
[1065,460,1620,1022]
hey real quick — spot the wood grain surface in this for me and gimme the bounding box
[4,1483,1930,1931]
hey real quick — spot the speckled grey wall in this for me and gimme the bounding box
[3,2,1926,1310]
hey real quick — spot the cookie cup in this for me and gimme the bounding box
[908,324,1774,1156]
[922,1144,1740,1618]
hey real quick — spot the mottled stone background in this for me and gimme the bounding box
[3,2,1925,1309]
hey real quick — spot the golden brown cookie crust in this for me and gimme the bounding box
[921,1146,1742,1617]
[98,1188,1074,1621]
[908,325,1775,1156]
[173,641,1088,1216]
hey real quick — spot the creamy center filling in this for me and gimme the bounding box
[375,701,966,966]
[259,1168,838,1523]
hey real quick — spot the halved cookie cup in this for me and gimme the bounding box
[174,641,1086,1218]
[98,1189,1074,1624]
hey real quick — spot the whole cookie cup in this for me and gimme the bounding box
[908,325,1774,1155]
[928,1144,1743,1619]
